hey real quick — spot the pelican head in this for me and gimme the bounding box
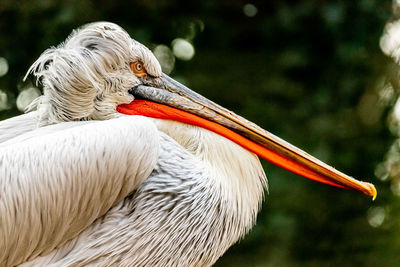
[26,22,376,200]
[25,22,162,122]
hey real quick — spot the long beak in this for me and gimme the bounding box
[117,74,377,199]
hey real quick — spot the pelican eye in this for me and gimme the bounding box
[130,61,147,77]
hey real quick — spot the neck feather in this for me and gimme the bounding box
[150,118,268,222]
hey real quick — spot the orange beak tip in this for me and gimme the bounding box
[359,181,377,200]
[368,183,377,201]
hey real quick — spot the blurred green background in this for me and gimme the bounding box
[1,0,399,266]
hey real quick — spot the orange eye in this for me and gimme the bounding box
[130,61,147,77]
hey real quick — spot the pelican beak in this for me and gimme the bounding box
[117,73,377,200]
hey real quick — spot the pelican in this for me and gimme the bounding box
[0,22,376,266]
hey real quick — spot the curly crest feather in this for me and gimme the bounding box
[24,22,162,124]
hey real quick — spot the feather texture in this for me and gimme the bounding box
[0,116,159,266]
[19,121,266,267]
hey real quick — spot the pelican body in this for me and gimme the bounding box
[0,22,376,266]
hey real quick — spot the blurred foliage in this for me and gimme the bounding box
[0,0,398,266]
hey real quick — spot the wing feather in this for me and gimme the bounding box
[0,116,159,267]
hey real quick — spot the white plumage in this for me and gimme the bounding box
[0,21,376,266]
[0,22,266,266]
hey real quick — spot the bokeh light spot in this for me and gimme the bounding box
[393,98,400,122]
[153,45,175,74]
[243,3,258,17]
[375,163,389,181]
[16,87,41,112]
[391,179,400,196]
[378,81,395,106]
[357,92,381,126]
[0,90,9,111]
[367,206,386,228]
[380,20,400,61]
[0,57,9,77]
[172,38,195,61]
[323,4,344,25]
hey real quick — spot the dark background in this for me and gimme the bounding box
[1,1,398,266]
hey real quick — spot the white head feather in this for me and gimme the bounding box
[24,22,162,124]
